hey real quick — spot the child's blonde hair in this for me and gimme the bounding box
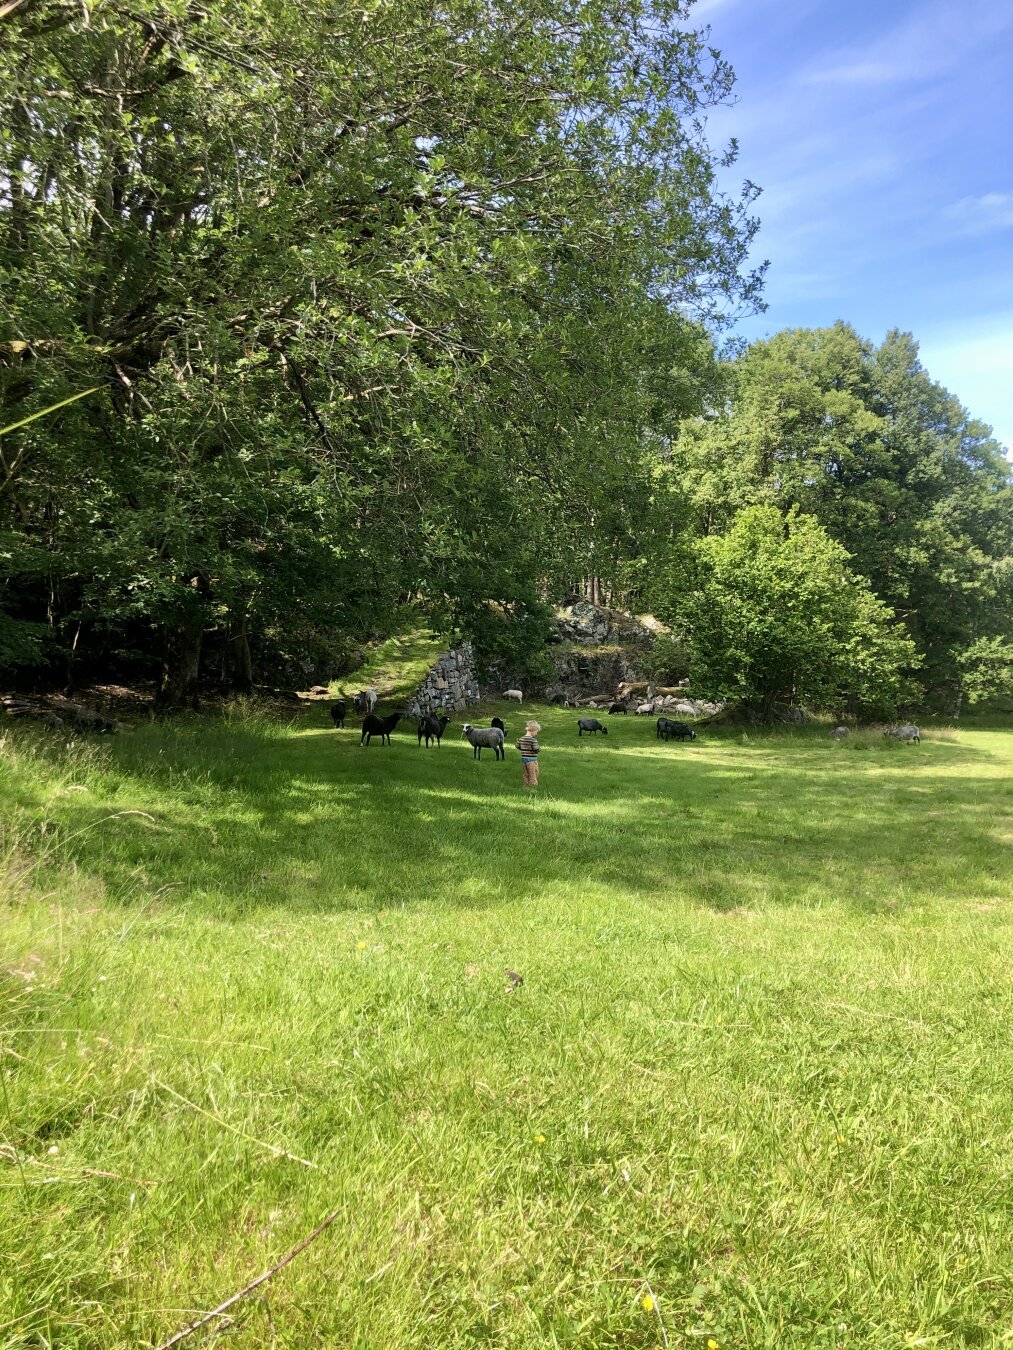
[525,720,541,733]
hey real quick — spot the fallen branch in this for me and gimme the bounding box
[156,1207,343,1349]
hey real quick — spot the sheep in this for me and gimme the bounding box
[884,724,920,743]
[608,702,628,715]
[361,711,401,746]
[491,716,506,735]
[577,717,607,736]
[830,725,849,740]
[635,701,655,716]
[502,689,523,703]
[417,712,450,747]
[354,688,378,715]
[657,717,696,741]
[462,723,506,760]
[549,693,569,706]
[330,700,347,728]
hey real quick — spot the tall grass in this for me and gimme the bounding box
[1,702,1012,1347]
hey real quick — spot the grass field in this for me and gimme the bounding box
[2,677,1013,1347]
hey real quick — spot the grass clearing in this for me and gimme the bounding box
[2,692,1012,1347]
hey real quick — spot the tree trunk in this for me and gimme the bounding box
[158,616,203,710]
[228,611,254,693]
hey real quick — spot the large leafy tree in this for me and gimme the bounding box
[0,0,762,702]
[663,506,919,721]
[668,325,1012,706]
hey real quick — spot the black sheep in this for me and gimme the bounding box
[608,702,628,715]
[657,717,696,742]
[361,712,401,746]
[417,713,450,747]
[491,716,506,735]
[330,700,346,728]
[577,717,607,736]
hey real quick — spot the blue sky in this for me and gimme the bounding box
[698,0,1013,453]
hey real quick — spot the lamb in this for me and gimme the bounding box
[608,702,628,715]
[361,711,401,746]
[330,700,346,728]
[884,724,920,743]
[502,689,523,703]
[462,723,506,760]
[354,688,378,715]
[417,713,450,747]
[577,717,607,736]
[635,701,655,715]
[830,725,849,739]
[657,717,696,741]
[491,716,506,734]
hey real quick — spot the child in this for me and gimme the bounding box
[515,720,541,788]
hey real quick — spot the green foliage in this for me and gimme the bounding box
[960,636,1013,705]
[667,506,919,719]
[0,0,761,695]
[667,325,1013,702]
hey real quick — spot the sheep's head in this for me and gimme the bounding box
[462,724,473,737]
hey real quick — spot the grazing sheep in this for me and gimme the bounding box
[830,725,849,739]
[361,712,401,746]
[42,713,65,730]
[491,716,506,735]
[635,701,655,716]
[549,692,569,706]
[417,713,450,747]
[657,717,696,741]
[330,700,347,728]
[608,702,628,715]
[884,724,920,743]
[462,723,506,760]
[577,717,607,736]
[502,689,523,703]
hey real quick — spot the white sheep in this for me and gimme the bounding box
[502,689,523,703]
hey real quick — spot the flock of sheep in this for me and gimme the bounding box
[328,685,699,756]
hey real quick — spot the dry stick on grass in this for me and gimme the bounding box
[153,1079,318,1169]
[155,1207,344,1350]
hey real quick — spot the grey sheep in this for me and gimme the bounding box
[462,723,506,760]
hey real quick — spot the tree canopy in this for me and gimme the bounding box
[1,0,762,701]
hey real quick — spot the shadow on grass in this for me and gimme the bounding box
[8,709,1009,921]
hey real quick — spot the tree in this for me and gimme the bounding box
[668,325,1012,706]
[0,0,763,702]
[664,506,919,721]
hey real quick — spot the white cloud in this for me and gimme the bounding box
[943,192,1013,235]
[801,1,1013,87]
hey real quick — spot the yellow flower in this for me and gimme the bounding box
[534,1133,546,1145]
[356,941,367,950]
[641,1294,655,1312]
[708,1340,720,1350]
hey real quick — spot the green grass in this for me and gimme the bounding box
[2,693,1012,1348]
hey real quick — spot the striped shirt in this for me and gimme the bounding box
[515,735,540,760]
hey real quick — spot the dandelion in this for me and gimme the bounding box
[534,1134,546,1145]
[356,941,367,950]
[708,1340,720,1350]
[641,1294,655,1312]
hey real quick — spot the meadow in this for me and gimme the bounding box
[2,671,1012,1347]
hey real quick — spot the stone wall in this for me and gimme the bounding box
[408,641,481,717]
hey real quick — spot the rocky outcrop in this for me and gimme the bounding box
[408,642,480,717]
[555,599,654,646]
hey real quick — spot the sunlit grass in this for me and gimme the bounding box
[1,702,1012,1347]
